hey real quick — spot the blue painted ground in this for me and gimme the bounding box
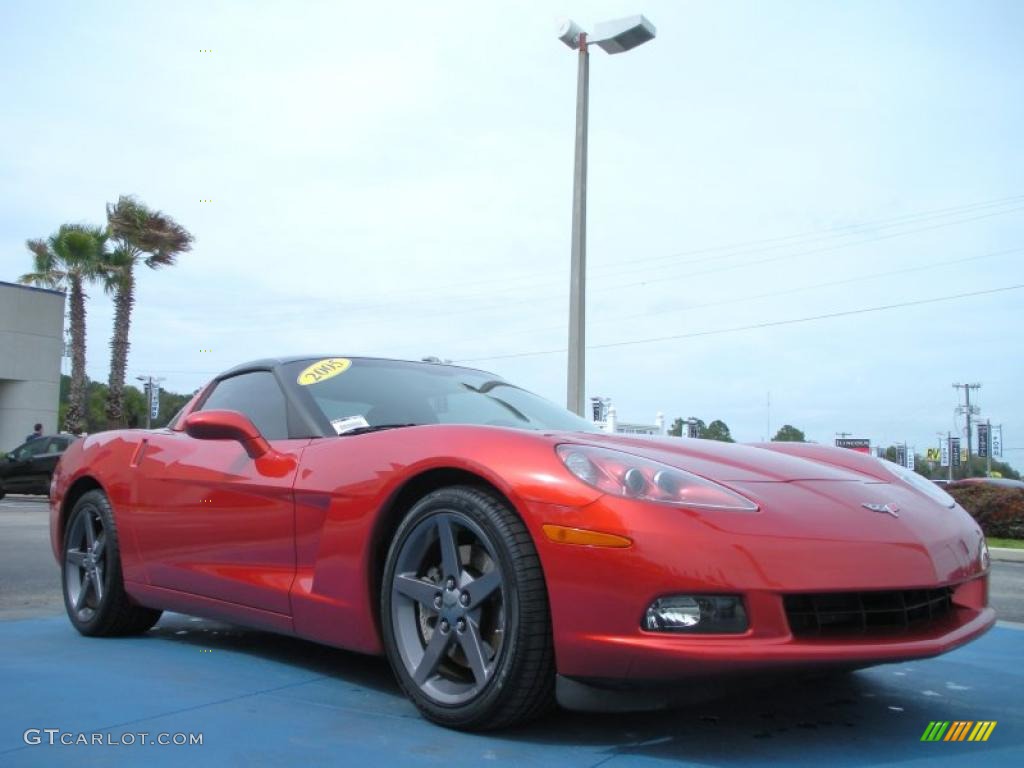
[0,613,1020,767]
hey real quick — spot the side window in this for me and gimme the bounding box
[17,440,51,459]
[198,372,289,441]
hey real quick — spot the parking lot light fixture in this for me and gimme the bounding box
[558,15,656,416]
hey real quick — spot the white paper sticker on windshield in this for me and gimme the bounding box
[331,415,370,435]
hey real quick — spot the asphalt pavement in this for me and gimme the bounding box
[1,494,1021,766]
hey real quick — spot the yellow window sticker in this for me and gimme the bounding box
[297,358,352,386]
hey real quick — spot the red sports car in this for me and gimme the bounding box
[49,356,994,730]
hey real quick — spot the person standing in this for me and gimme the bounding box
[25,423,43,442]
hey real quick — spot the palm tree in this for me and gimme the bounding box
[103,196,194,428]
[20,225,108,434]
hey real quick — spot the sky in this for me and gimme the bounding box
[1,0,1021,467]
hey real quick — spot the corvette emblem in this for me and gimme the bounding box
[863,502,900,518]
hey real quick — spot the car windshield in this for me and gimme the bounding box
[284,358,599,435]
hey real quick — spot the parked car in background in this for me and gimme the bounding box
[0,434,76,499]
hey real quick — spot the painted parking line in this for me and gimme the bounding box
[0,615,1020,767]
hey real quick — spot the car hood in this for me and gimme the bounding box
[554,432,884,484]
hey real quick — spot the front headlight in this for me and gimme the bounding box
[879,458,956,508]
[557,444,758,512]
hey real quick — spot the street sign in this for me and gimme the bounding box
[926,447,941,462]
[977,423,989,458]
[835,438,870,453]
[896,446,906,467]
[150,385,160,420]
[906,450,915,471]
[992,426,1003,458]
[951,437,961,468]
[940,440,950,467]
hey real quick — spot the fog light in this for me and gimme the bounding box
[643,595,748,633]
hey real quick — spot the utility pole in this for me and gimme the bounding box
[953,382,981,477]
[985,418,992,477]
[947,431,953,482]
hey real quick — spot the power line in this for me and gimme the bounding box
[249,194,1024,318]
[596,205,1024,296]
[457,283,1024,363]
[271,203,1021,337]
[589,195,1024,280]
[488,245,1024,340]
[337,205,1024,327]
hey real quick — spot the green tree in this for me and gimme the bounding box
[668,417,684,437]
[58,374,193,432]
[20,224,107,433]
[704,419,735,442]
[772,424,806,442]
[103,196,194,428]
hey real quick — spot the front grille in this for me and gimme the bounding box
[784,588,953,637]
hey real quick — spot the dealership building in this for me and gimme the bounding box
[0,281,65,451]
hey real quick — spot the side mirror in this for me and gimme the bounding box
[183,410,271,459]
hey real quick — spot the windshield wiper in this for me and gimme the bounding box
[337,423,419,436]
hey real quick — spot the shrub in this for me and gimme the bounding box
[949,485,1024,539]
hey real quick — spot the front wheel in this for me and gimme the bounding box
[381,486,555,730]
[62,489,162,636]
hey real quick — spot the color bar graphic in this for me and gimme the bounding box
[921,720,996,742]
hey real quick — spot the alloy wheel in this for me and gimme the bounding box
[390,511,506,705]
[64,505,108,621]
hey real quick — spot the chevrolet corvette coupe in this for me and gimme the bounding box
[50,356,995,730]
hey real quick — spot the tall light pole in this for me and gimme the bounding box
[558,15,656,415]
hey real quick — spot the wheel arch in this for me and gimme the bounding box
[367,467,532,637]
[57,476,105,551]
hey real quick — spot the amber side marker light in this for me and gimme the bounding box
[542,524,632,548]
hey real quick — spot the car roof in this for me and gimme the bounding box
[217,355,493,381]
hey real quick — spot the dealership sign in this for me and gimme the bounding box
[835,438,871,454]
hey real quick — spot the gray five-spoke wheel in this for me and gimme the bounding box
[390,511,506,705]
[64,504,108,621]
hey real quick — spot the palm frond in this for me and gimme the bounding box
[100,243,137,293]
[107,194,194,269]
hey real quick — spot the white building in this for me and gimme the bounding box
[590,396,665,436]
[0,281,65,450]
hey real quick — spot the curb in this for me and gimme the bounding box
[990,547,1024,563]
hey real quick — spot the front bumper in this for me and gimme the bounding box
[522,496,994,683]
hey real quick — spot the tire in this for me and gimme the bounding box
[381,485,555,730]
[62,489,162,636]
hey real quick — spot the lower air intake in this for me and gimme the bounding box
[784,588,953,636]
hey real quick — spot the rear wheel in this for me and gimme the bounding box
[381,486,554,730]
[62,489,162,636]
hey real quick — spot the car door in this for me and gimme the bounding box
[131,371,306,615]
[1,438,51,493]
[28,437,70,493]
